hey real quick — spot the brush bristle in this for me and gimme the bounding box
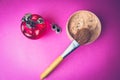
[71,28,91,45]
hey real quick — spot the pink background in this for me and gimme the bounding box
[0,0,120,80]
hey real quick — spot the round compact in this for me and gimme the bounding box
[67,10,101,45]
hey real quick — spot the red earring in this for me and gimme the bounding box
[21,13,62,39]
[21,13,47,39]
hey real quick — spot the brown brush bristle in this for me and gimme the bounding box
[71,28,91,45]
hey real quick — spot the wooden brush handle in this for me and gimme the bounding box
[40,56,63,80]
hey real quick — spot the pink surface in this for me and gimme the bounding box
[0,0,120,80]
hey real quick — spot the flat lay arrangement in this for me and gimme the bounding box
[20,10,101,80]
[0,1,119,80]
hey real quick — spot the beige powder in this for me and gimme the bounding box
[67,10,101,44]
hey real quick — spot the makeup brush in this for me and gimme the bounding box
[40,10,101,80]
[40,28,91,80]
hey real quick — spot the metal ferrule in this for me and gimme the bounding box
[61,40,80,58]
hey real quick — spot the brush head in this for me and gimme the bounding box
[67,10,101,45]
[71,28,91,45]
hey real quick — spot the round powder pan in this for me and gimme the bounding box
[67,10,101,45]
